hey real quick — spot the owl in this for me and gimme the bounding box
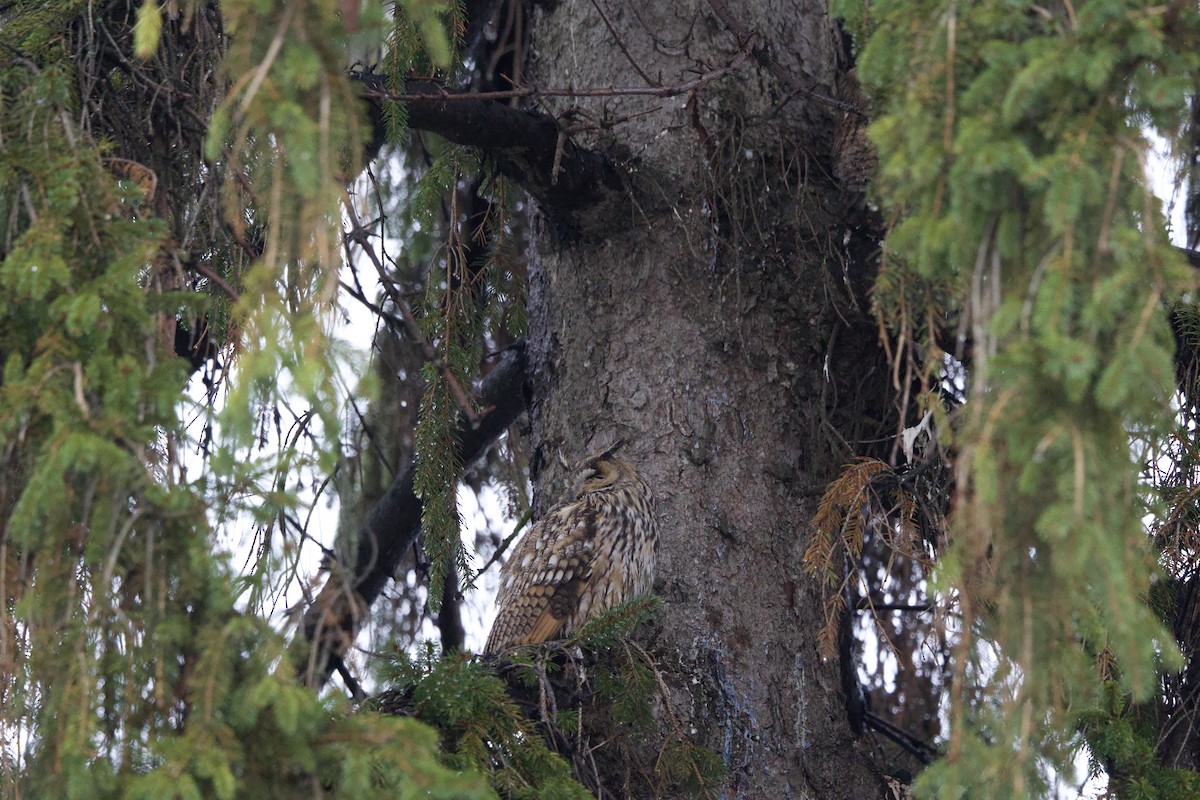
[483,446,657,653]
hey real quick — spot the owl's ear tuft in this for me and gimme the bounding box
[592,439,624,461]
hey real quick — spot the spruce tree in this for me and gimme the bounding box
[3,1,1200,798]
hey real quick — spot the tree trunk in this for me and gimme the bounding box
[523,1,890,796]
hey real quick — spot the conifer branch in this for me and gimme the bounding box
[343,200,481,428]
[299,343,528,689]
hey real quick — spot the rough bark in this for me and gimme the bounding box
[522,1,889,797]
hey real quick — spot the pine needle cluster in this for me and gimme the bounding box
[379,645,594,799]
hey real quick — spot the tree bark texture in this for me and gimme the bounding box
[523,1,889,797]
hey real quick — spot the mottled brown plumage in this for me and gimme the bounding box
[484,447,657,653]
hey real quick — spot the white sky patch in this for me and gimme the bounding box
[460,485,509,653]
[1146,129,1188,247]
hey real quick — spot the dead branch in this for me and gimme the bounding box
[343,201,481,428]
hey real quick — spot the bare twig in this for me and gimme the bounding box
[855,598,935,613]
[365,50,749,105]
[864,711,940,765]
[177,253,240,301]
[587,0,660,88]
[343,200,481,428]
[477,509,534,576]
[339,278,411,335]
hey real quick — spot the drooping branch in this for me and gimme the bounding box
[299,343,528,689]
[343,201,480,428]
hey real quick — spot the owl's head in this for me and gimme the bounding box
[573,442,643,495]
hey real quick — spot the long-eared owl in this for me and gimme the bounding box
[483,445,657,653]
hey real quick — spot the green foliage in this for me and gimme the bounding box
[384,601,722,800]
[584,624,725,798]
[389,0,466,76]
[589,638,658,733]
[0,3,492,799]
[380,0,466,143]
[382,646,591,799]
[656,738,727,800]
[408,148,476,611]
[414,355,469,610]
[1078,682,1200,800]
[133,0,163,59]
[0,55,183,799]
[838,0,1200,794]
[352,0,522,616]
[408,146,527,610]
[211,0,393,464]
[569,595,660,650]
[478,172,527,339]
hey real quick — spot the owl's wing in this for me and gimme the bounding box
[484,502,596,652]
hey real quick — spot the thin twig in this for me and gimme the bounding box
[864,711,940,764]
[343,201,481,428]
[177,253,240,301]
[367,50,749,105]
[855,599,934,613]
[339,278,408,331]
[588,0,660,88]
[477,509,534,576]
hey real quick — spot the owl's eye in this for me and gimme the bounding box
[581,461,619,490]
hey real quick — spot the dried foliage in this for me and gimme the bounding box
[804,457,943,659]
